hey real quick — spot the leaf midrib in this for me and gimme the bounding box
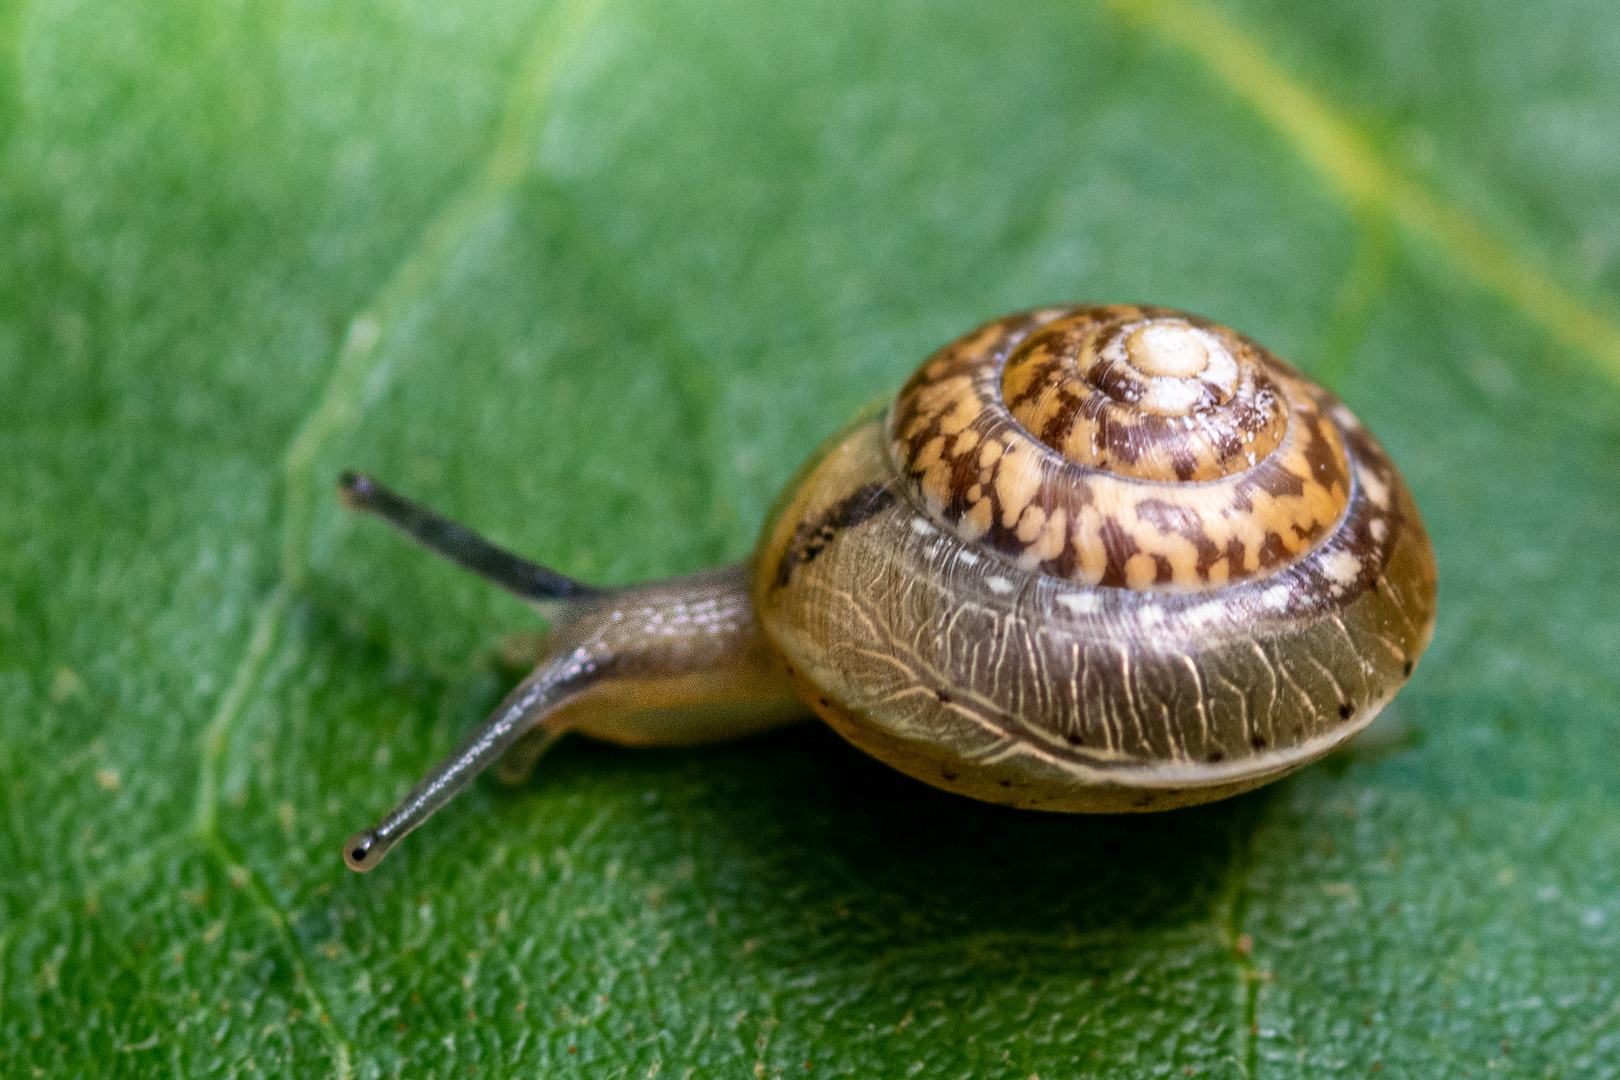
[1110,0,1620,381]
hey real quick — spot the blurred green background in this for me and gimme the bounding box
[3,0,1619,1076]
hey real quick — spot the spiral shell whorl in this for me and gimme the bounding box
[889,305,1354,591]
[1001,311,1287,481]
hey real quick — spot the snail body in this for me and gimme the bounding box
[338,305,1437,871]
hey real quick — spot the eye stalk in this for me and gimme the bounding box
[338,471,602,605]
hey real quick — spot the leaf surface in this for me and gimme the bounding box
[3,0,1618,1076]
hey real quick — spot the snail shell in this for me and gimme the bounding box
[752,304,1437,811]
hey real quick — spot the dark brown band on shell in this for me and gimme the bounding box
[888,305,1354,591]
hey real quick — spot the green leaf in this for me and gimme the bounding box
[4,0,1617,1075]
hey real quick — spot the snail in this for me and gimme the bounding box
[338,304,1437,872]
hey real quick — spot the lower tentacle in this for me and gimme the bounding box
[343,658,584,871]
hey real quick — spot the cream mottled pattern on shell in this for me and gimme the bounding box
[889,305,1353,590]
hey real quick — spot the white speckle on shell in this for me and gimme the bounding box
[1056,592,1102,615]
[910,517,935,536]
[1261,585,1291,611]
[1368,518,1387,542]
[1182,601,1230,629]
[1320,550,1362,593]
[1357,463,1390,510]
[986,576,1015,595]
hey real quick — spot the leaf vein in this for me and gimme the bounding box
[1108,0,1620,375]
[203,832,355,1080]
[179,4,609,1055]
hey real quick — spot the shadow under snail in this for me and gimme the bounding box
[338,303,1438,871]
